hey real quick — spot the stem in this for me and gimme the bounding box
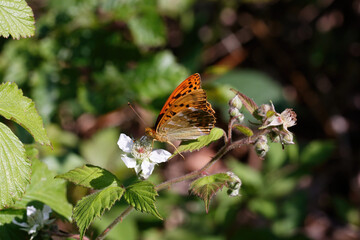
[227,117,237,143]
[96,206,134,240]
[156,144,228,191]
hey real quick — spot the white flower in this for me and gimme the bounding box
[13,205,55,240]
[117,133,171,179]
[259,103,297,145]
[260,103,297,132]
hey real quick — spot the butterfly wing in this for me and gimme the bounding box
[156,89,216,141]
[154,73,202,128]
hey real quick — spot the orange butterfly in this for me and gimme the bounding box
[145,73,216,146]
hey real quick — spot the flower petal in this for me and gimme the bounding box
[12,219,29,228]
[28,224,39,234]
[149,149,171,163]
[42,205,52,220]
[26,206,37,217]
[121,154,137,168]
[117,134,133,153]
[140,160,155,179]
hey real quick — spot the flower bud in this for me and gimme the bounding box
[229,95,243,109]
[229,107,241,118]
[226,171,242,197]
[254,103,273,120]
[236,113,245,123]
[281,131,295,145]
[255,135,269,158]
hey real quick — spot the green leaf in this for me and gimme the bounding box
[128,11,166,47]
[56,164,119,190]
[0,208,24,225]
[0,122,30,209]
[300,140,334,166]
[234,124,254,137]
[73,186,125,240]
[174,127,224,156]
[0,0,35,39]
[0,82,51,146]
[249,198,277,219]
[230,88,258,115]
[189,173,233,213]
[14,156,72,220]
[124,181,162,220]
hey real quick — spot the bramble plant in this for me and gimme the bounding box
[56,89,297,239]
[0,1,311,239]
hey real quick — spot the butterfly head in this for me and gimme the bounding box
[145,127,156,139]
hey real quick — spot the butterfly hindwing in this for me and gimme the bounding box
[157,90,215,141]
[159,108,215,141]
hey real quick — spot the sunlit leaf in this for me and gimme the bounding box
[14,153,72,221]
[0,82,51,146]
[128,11,166,47]
[189,173,233,213]
[126,51,188,103]
[0,122,30,209]
[174,127,224,157]
[0,0,35,39]
[74,186,125,239]
[234,124,254,137]
[56,164,119,190]
[124,181,162,220]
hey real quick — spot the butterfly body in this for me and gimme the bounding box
[145,73,216,144]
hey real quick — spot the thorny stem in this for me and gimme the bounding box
[96,127,266,240]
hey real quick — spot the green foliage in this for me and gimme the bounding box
[174,127,224,156]
[56,164,119,189]
[126,51,189,103]
[0,208,24,225]
[0,0,35,39]
[128,11,166,47]
[300,140,334,166]
[13,156,72,221]
[189,173,233,213]
[124,181,162,220]
[0,122,30,209]
[0,82,51,146]
[92,206,138,240]
[234,124,254,137]
[73,186,125,239]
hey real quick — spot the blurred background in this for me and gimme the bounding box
[1,0,359,239]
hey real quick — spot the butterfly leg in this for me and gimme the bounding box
[167,141,185,159]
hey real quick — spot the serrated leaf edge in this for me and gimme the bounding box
[73,187,124,239]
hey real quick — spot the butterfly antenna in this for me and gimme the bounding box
[167,141,185,159]
[128,102,147,125]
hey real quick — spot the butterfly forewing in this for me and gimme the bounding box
[155,73,202,127]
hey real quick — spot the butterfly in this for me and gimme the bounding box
[145,73,216,146]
